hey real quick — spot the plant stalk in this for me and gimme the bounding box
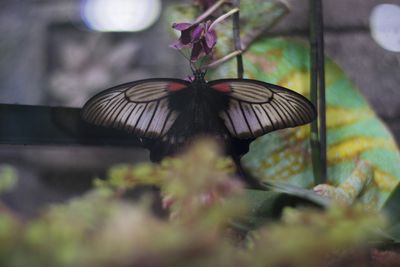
[204,50,242,68]
[195,0,227,24]
[209,7,239,30]
[309,0,326,185]
[317,0,327,185]
[231,0,244,78]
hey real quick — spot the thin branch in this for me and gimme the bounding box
[209,7,239,30]
[231,0,243,78]
[204,50,242,68]
[241,6,290,50]
[194,0,227,24]
[205,5,288,70]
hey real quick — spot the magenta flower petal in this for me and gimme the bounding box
[191,24,204,42]
[169,40,186,49]
[185,74,195,82]
[172,22,193,31]
[201,39,211,54]
[180,31,193,45]
[172,22,197,46]
[190,42,203,61]
[171,20,218,62]
[205,29,217,49]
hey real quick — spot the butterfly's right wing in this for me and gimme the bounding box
[209,79,316,139]
[81,79,190,138]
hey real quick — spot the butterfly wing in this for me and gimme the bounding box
[209,79,317,139]
[81,79,190,138]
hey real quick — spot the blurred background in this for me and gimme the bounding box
[0,0,399,215]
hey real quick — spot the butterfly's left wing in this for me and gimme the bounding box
[81,79,190,138]
[209,79,316,139]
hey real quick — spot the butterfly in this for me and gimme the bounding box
[82,70,316,185]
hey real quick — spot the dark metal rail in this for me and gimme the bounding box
[0,104,141,147]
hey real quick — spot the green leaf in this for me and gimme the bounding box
[382,183,400,224]
[238,186,328,230]
[262,181,331,208]
[385,223,400,243]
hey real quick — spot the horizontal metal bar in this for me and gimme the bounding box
[0,104,142,147]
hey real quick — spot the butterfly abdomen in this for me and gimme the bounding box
[166,81,230,139]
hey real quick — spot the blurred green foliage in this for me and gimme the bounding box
[0,165,17,194]
[0,139,388,267]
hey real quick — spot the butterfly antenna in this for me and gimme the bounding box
[176,48,191,63]
[175,49,197,76]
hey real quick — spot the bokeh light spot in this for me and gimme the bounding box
[370,4,400,52]
[81,0,162,32]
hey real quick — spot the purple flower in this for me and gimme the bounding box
[170,22,196,49]
[171,21,217,61]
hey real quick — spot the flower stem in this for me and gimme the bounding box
[209,7,239,30]
[204,50,242,68]
[241,5,290,50]
[231,0,243,78]
[194,0,227,24]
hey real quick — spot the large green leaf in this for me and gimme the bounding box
[382,183,400,224]
[380,183,400,243]
[238,188,327,230]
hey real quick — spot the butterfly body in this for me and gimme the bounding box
[82,71,316,163]
[142,74,235,161]
[166,98,226,139]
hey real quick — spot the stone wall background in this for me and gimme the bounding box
[0,0,399,215]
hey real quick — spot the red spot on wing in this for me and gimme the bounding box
[211,83,232,93]
[167,82,187,92]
